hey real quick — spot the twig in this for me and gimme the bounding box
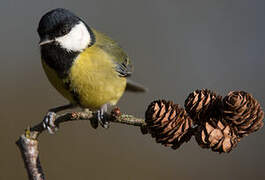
[16,109,145,180]
[17,90,263,179]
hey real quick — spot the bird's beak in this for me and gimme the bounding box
[39,39,54,46]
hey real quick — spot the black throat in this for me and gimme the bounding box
[41,43,79,78]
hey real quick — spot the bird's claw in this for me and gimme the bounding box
[97,110,110,129]
[43,111,58,134]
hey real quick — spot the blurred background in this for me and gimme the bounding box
[1,0,265,179]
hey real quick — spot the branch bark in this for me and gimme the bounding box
[16,109,145,180]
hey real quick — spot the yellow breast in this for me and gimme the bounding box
[42,60,76,103]
[42,45,127,110]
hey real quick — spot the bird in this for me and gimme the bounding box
[37,8,146,133]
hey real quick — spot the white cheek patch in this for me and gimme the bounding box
[56,21,91,52]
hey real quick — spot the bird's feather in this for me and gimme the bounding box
[126,79,147,92]
[92,29,132,77]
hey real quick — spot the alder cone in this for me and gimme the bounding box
[195,117,239,153]
[145,100,193,149]
[185,89,222,124]
[223,91,264,137]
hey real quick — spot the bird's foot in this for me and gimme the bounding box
[97,104,110,128]
[43,111,58,134]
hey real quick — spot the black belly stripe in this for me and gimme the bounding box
[41,43,82,104]
[41,43,79,78]
[64,80,81,105]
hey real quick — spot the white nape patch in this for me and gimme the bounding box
[56,21,91,52]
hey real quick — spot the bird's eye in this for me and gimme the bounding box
[58,24,70,35]
[61,28,68,35]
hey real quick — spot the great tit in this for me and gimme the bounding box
[37,8,145,133]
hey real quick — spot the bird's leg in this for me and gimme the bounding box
[83,108,98,129]
[43,104,75,134]
[97,104,110,128]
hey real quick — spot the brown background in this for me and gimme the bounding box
[1,0,265,179]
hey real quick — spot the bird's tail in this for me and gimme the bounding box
[125,79,147,92]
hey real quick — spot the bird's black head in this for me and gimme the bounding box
[38,8,94,52]
[38,8,80,41]
[38,8,95,78]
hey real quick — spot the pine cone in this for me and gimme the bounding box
[145,100,193,149]
[185,89,222,124]
[223,91,264,137]
[195,117,239,153]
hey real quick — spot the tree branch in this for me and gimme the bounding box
[16,108,145,180]
[16,90,264,180]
